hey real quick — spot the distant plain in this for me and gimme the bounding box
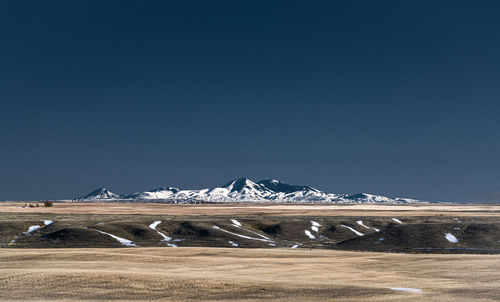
[1,202,499,216]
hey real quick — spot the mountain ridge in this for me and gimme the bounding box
[76,178,426,204]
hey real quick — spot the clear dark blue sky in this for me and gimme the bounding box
[1,1,499,202]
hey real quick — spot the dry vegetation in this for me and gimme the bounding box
[2,211,499,252]
[1,203,499,300]
[1,247,499,301]
[1,202,500,217]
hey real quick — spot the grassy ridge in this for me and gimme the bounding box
[2,212,499,253]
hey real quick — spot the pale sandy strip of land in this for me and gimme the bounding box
[0,247,499,301]
[1,202,499,216]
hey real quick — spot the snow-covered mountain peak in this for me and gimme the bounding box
[222,178,267,193]
[122,186,180,200]
[75,178,426,204]
[81,188,120,200]
[257,179,320,193]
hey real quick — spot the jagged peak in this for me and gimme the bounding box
[81,187,120,200]
[257,179,320,193]
[222,178,262,192]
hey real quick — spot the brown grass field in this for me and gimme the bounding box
[1,201,500,216]
[1,247,499,301]
[1,202,499,301]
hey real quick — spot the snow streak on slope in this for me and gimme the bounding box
[356,220,379,232]
[392,218,403,224]
[231,219,242,227]
[212,226,273,242]
[148,221,173,242]
[24,225,41,234]
[341,224,364,236]
[91,229,137,247]
[304,230,316,239]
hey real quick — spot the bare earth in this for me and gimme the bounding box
[1,202,500,216]
[1,247,499,301]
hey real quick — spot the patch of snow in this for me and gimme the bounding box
[92,229,137,247]
[230,219,242,227]
[148,220,172,242]
[24,225,41,234]
[388,287,423,293]
[445,233,459,243]
[242,229,271,240]
[42,220,54,226]
[304,230,316,239]
[149,221,162,229]
[341,224,364,236]
[212,226,273,242]
[311,226,319,232]
[311,221,321,227]
[356,220,380,232]
[232,226,271,240]
[392,218,403,224]
[11,224,44,243]
[228,240,238,247]
[155,230,172,242]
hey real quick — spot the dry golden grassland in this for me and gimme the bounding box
[1,202,500,217]
[1,203,499,301]
[1,247,499,301]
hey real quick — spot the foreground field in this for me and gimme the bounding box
[1,247,499,301]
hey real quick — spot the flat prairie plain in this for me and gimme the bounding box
[1,202,499,301]
[1,202,499,216]
[1,247,499,301]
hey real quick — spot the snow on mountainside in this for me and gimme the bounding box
[81,188,120,200]
[258,179,319,193]
[76,178,425,204]
[123,187,180,200]
[344,193,420,203]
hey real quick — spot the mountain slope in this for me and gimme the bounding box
[80,188,120,200]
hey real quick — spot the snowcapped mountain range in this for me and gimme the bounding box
[77,178,424,204]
